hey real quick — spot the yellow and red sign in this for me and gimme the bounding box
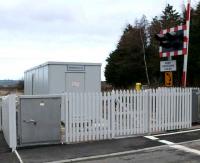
[165,72,173,87]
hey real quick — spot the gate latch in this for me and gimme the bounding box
[23,119,37,125]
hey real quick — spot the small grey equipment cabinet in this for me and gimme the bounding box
[192,90,200,123]
[17,95,61,147]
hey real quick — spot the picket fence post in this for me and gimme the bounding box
[111,90,115,138]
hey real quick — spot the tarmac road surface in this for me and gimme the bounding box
[0,132,19,163]
[1,129,200,163]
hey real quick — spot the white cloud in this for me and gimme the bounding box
[0,0,192,80]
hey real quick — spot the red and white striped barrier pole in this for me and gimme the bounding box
[182,0,191,87]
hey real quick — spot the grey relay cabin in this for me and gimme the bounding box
[24,61,101,95]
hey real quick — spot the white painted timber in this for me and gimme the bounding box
[2,95,17,151]
[63,88,193,144]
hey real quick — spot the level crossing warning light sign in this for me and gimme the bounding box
[165,72,173,87]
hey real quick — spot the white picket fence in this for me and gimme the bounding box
[1,95,17,151]
[63,88,192,143]
[0,88,193,149]
[149,88,192,132]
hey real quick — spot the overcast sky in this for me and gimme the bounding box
[0,0,196,80]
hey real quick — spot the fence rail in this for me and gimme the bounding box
[64,88,192,143]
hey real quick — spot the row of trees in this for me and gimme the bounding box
[105,2,200,88]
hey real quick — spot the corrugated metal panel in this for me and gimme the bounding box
[24,64,49,95]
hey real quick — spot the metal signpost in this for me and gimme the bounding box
[182,0,191,87]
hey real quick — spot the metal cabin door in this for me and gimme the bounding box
[66,72,85,92]
[18,97,61,146]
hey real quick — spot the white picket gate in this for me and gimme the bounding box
[64,88,192,143]
[112,90,149,137]
[64,92,113,143]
